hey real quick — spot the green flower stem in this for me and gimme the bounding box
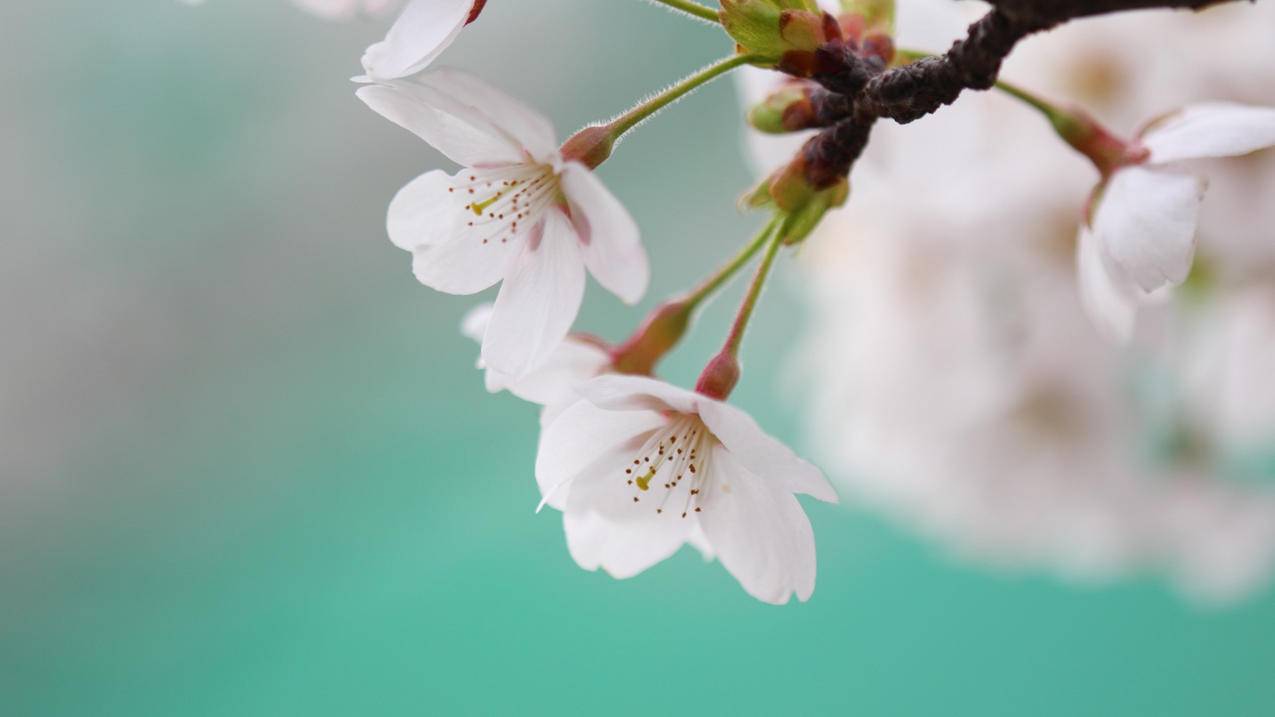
[644,0,721,23]
[679,217,778,311]
[606,54,763,139]
[721,217,784,358]
[608,218,780,376]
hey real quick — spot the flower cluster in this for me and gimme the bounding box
[352,0,840,604]
[191,0,1275,605]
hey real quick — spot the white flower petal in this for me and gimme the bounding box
[360,0,471,81]
[386,170,455,252]
[698,444,818,604]
[1094,166,1205,293]
[356,78,524,167]
[416,69,559,163]
[576,374,699,415]
[697,399,838,504]
[459,302,493,342]
[1143,102,1275,164]
[408,209,523,296]
[560,163,648,305]
[498,340,611,407]
[481,209,586,377]
[1076,224,1138,342]
[535,399,665,510]
[563,509,695,580]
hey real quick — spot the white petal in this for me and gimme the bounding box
[697,399,838,504]
[360,0,471,81]
[356,78,523,167]
[417,69,559,163]
[459,302,493,342]
[1142,102,1275,164]
[498,339,611,407]
[576,374,699,415]
[481,209,586,377]
[535,398,665,510]
[560,163,648,305]
[1094,166,1205,293]
[686,524,716,562]
[386,170,455,252]
[698,444,819,604]
[409,207,523,296]
[1076,224,1138,342]
[563,509,693,580]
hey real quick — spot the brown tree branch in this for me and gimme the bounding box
[799,0,1255,187]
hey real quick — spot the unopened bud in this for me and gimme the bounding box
[778,178,848,245]
[838,0,895,37]
[767,155,818,212]
[695,351,741,401]
[466,0,488,24]
[748,83,820,133]
[720,0,835,60]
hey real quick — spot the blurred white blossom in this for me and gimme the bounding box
[769,1,1275,605]
[358,69,648,379]
[535,375,838,604]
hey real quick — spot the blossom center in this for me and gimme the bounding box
[622,415,715,518]
[448,164,560,246]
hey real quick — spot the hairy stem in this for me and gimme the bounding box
[643,0,722,23]
[722,218,784,359]
[608,54,762,138]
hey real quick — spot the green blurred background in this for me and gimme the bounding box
[3,1,1274,714]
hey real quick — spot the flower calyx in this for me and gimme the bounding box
[720,0,840,66]
[1051,106,1150,178]
[748,81,854,133]
[745,160,849,246]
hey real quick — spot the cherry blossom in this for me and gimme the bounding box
[459,303,611,425]
[359,0,488,81]
[358,70,648,378]
[535,375,838,604]
[1077,103,1275,341]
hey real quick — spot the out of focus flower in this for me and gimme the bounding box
[359,0,488,81]
[768,1,1275,605]
[535,375,838,604]
[1077,103,1275,341]
[358,69,648,379]
[460,303,611,425]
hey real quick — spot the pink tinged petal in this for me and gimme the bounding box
[1076,224,1138,343]
[1094,166,1205,294]
[417,69,559,163]
[563,509,694,580]
[386,170,456,252]
[535,399,666,511]
[575,374,700,415]
[481,209,586,377]
[359,0,471,81]
[356,79,524,167]
[698,444,819,604]
[1142,103,1275,164]
[697,399,838,504]
[560,163,649,305]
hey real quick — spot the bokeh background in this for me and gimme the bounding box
[4,1,1275,715]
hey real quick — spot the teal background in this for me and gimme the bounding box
[3,2,1274,714]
